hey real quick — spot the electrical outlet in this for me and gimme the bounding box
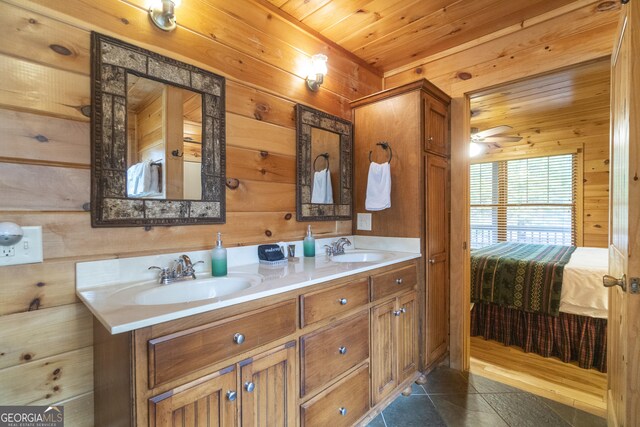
[357,213,372,231]
[0,226,43,267]
[1,246,15,257]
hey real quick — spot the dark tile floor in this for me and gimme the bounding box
[367,366,606,427]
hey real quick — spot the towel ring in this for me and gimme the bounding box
[369,142,393,163]
[313,153,330,171]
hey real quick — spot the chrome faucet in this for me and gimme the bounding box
[324,237,352,256]
[149,255,204,285]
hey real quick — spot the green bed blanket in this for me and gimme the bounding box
[470,242,576,316]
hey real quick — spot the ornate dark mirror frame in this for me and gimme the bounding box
[296,104,353,221]
[90,32,225,227]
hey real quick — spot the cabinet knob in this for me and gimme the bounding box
[233,333,245,344]
[401,307,407,314]
[428,258,435,264]
[428,136,434,142]
[338,298,348,305]
[338,346,347,355]
[244,381,255,392]
[396,278,404,285]
[394,308,406,316]
[226,390,237,401]
[338,407,347,416]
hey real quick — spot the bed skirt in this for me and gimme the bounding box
[471,302,607,373]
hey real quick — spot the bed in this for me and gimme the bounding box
[470,242,608,372]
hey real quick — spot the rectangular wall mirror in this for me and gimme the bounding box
[296,104,352,221]
[91,33,225,227]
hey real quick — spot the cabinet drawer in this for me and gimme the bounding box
[148,300,296,387]
[300,279,369,327]
[370,264,417,301]
[300,311,369,397]
[301,364,370,427]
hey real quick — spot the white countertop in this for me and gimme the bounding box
[77,236,421,334]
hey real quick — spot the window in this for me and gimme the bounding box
[470,154,577,249]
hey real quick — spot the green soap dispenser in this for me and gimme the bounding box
[303,225,315,257]
[211,232,227,277]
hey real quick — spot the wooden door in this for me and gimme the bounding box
[423,93,449,157]
[240,342,297,427]
[608,1,640,425]
[370,299,397,405]
[425,154,450,367]
[149,366,237,427]
[397,291,418,383]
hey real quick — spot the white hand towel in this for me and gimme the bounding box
[311,168,334,204]
[324,169,333,204]
[365,162,391,211]
[127,160,161,197]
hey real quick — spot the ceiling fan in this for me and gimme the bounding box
[470,125,522,148]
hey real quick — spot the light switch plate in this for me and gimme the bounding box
[0,226,43,266]
[357,213,372,231]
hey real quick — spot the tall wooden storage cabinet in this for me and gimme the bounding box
[351,80,451,370]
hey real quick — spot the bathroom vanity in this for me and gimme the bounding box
[79,240,421,426]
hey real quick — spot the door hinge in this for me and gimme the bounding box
[463,241,467,250]
[630,277,639,294]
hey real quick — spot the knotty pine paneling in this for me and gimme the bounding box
[384,2,620,98]
[0,1,378,420]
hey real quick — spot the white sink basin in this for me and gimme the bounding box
[330,250,390,263]
[122,273,263,305]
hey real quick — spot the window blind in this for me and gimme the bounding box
[470,154,577,249]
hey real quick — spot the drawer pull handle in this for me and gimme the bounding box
[226,390,237,401]
[338,298,348,305]
[338,346,347,355]
[244,381,255,392]
[396,278,404,285]
[338,407,347,416]
[233,333,245,344]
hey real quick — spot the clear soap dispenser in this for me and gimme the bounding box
[211,232,227,277]
[303,225,315,257]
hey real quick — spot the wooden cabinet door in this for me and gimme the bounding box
[149,366,237,427]
[422,94,449,157]
[425,154,450,366]
[397,291,418,383]
[607,2,640,425]
[370,299,397,405]
[240,342,297,427]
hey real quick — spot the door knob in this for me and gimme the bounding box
[603,274,627,291]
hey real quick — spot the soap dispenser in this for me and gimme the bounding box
[211,232,227,277]
[303,225,315,257]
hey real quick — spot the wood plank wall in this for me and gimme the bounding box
[0,1,381,424]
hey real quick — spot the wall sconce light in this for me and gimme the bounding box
[149,0,181,32]
[306,54,328,92]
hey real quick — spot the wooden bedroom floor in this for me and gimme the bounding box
[469,336,607,417]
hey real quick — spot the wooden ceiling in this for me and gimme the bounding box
[470,58,610,150]
[265,0,616,72]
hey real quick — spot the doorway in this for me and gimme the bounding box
[464,59,611,417]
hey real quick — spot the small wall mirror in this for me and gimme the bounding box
[296,104,352,221]
[91,33,225,227]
